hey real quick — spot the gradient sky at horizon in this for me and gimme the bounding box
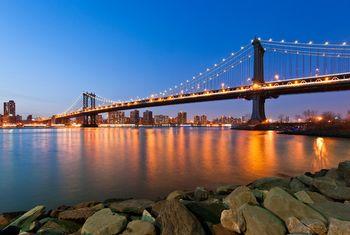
[0,0,350,119]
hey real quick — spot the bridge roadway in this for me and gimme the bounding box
[54,72,350,120]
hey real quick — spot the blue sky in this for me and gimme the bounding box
[0,0,350,119]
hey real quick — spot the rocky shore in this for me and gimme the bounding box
[1,161,350,235]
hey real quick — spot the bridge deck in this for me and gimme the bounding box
[55,72,350,119]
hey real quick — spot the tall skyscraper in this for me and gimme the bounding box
[4,100,15,117]
[130,110,140,125]
[177,111,187,125]
[142,110,154,125]
[3,100,16,123]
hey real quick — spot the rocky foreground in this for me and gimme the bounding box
[1,161,350,235]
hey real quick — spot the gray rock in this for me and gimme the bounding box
[109,199,154,215]
[249,177,290,191]
[296,175,314,186]
[223,186,258,211]
[141,210,155,224]
[194,187,209,201]
[312,177,350,200]
[294,190,328,204]
[327,217,350,235]
[216,184,239,195]
[240,204,286,235]
[263,187,327,224]
[58,208,95,221]
[73,201,100,209]
[4,205,45,232]
[81,208,127,235]
[220,209,242,233]
[310,200,350,221]
[338,161,350,186]
[121,220,156,235]
[37,218,80,234]
[156,199,205,235]
[289,178,309,193]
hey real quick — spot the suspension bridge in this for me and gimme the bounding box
[50,38,350,127]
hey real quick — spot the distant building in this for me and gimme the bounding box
[16,115,22,122]
[193,115,200,125]
[177,111,187,125]
[154,115,170,125]
[200,115,208,125]
[96,115,103,124]
[130,110,140,125]
[142,110,154,125]
[108,111,125,124]
[27,115,33,121]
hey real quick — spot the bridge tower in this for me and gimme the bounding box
[82,92,98,127]
[250,38,267,123]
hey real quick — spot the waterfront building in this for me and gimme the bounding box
[142,110,154,125]
[200,115,208,125]
[27,115,33,121]
[154,115,170,125]
[177,111,187,125]
[108,111,125,124]
[130,110,140,125]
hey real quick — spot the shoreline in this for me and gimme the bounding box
[1,161,350,234]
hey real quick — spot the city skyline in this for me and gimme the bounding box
[1,1,350,118]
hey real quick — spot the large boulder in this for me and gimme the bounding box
[338,161,350,186]
[182,199,226,224]
[312,177,350,200]
[37,218,81,235]
[263,187,327,224]
[310,200,350,221]
[156,199,205,235]
[294,190,329,204]
[249,177,290,191]
[327,218,350,235]
[285,217,326,235]
[224,186,258,211]
[240,204,286,235]
[121,220,156,235]
[58,208,95,221]
[81,208,127,235]
[296,175,314,186]
[166,190,186,200]
[4,205,45,232]
[220,209,242,233]
[109,199,154,215]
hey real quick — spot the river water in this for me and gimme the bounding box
[0,127,349,212]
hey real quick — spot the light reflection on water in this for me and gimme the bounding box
[0,127,349,212]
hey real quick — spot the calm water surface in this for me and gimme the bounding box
[0,127,349,211]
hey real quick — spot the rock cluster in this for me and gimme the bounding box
[1,161,350,234]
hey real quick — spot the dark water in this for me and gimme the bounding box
[0,127,349,212]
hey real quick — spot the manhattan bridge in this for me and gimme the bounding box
[49,38,350,127]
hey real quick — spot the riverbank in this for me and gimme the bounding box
[1,161,350,235]
[232,122,350,138]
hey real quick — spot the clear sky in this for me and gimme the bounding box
[0,0,350,119]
